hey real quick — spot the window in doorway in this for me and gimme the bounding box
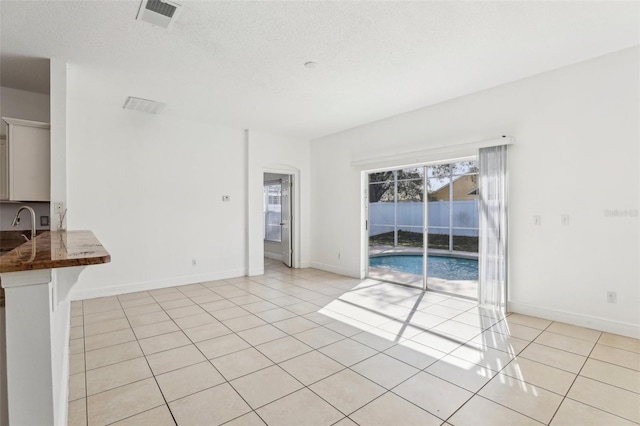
[264,182,282,242]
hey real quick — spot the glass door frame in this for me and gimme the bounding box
[365,156,478,294]
[365,165,428,290]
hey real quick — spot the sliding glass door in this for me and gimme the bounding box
[425,162,479,297]
[367,160,479,298]
[368,168,425,288]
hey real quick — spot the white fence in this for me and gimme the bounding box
[369,201,479,237]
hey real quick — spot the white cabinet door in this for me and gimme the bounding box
[0,138,7,200]
[3,118,50,202]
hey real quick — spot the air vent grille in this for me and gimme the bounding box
[123,97,166,114]
[137,0,182,29]
[146,0,176,18]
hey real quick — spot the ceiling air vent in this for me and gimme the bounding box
[123,96,166,114]
[136,0,182,30]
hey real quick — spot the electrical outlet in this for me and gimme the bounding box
[561,214,570,226]
[222,195,231,202]
[191,258,197,266]
[54,202,64,215]
[606,291,617,304]
[338,252,341,259]
[534,215,541,226]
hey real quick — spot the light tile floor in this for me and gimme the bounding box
[68,260,640,425]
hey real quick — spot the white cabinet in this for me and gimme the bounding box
[1,117,50,202]
[0,138,7,200]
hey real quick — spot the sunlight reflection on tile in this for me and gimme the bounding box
[385,340,446,369]
[410,330,466,353]
[426,354,496,392]
[450,343,515,372]
[479,373,564,424]
[467,331,529,356]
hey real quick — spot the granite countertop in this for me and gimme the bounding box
[0,230,110,274]
[0,229,49,250]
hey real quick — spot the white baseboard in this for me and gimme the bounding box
[300,261,311,269]
[509,301,640,339]
[70,268,246,301]
[247,267,264,276]
[309,262,359,278]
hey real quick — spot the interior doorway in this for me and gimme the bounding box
[263,172,294,268]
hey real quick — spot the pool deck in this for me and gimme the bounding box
[369,245,478,259]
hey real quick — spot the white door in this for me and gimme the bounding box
[280,176,293,267]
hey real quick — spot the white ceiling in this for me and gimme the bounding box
[1,1,638,140]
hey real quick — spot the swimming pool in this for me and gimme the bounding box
[369,255,478,281]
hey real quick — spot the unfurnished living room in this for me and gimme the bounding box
[0,1,638,425]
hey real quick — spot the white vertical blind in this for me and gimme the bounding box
[478,145,508,312]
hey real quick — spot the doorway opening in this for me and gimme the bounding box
[366,159,479,298]
[263,173,293,268]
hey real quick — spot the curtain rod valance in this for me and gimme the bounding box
[350,136,512,170]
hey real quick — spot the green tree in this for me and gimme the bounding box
[368,162,478,203]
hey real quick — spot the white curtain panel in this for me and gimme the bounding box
[478,145,508,313]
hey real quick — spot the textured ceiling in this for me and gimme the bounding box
[1,1,638,139]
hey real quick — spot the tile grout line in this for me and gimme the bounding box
[548,331,640,425]
[115,292,179,426]
[546,329,602,426]
[203,277,426,423]
[438,314,551,425]
[78,277,469,423]
[71,269,639,426]
[147,283,290,425]
[228,279,501,423]
[176,279,358,425]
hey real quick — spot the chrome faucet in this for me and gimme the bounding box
[11,205,37,241]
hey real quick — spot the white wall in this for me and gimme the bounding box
[248,131,310,275]
[311,47,640,337]
[0,86,50,137]
[66,67,248,299]
[49,59,71,426]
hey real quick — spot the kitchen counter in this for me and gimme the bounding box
[0,230,109,425]
[0,230,110,273]
[0,229,49,251]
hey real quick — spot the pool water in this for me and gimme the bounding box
[369,255,478,281]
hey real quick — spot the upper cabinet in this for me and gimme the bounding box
[0,138,7,200]
[1,117,50,202]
